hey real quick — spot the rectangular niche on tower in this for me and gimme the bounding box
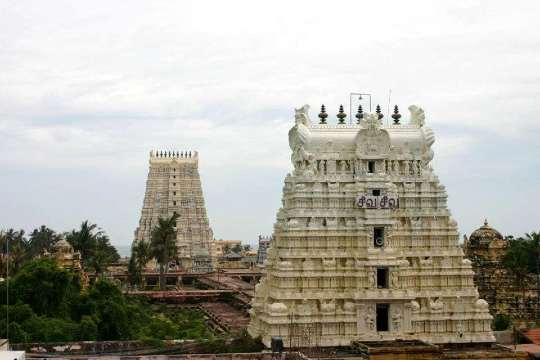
[374,227,385,247]
[376,268,388,288]
[376,304,389,332]
[368,161,375,173]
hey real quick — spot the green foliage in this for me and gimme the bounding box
[21,316,78,342]
[66,221,119,274]
[199,331,264,354]
[28,226,61,258]
[0,229,30,275]
[0,222,120,278]
[3,258,80,317]
[0,258,213,344]
[503,239,530,284]
[129,240,151,286]
[493,314,512,331]
[7,323,28,343]
[523,232,540,274]
[150,214,179,290]
[78,316,98,341]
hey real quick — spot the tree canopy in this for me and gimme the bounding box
[0,258,213,343]
[66,221,120,274]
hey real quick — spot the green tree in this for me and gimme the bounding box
[28,225,61,258]
[66,221,119,273]
[493,313,511,331]
[150,214,179,291]
[0,229,30,275]
[5,258,80,317]
[88,279,131,340]
[129,240,151,286]
[503,238,530,317]
[524,232,540,274]
[127,256,139,286]
[78,315,98,340]
[87,234,120,276]
[66,221,102,266]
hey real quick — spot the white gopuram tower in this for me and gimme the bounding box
[134,150,214,272]
[248,104,494,347]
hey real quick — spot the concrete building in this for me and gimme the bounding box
[248,103,494,347]
[134,150,214,272]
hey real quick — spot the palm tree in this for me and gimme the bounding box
[1,229,30,275]
[150,214,179,290]
[28,225,60,258]
[66,221,102,265]
[88,234,119,276]
[130,240,151,286]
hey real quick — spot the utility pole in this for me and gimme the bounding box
[6,235,9,348]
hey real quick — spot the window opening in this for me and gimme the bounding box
[374,227,385,247]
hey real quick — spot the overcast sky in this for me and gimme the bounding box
[1,1,539,253]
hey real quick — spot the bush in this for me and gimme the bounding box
[78,316,98,341]
[493,314,512,331]
[22,316,78,342]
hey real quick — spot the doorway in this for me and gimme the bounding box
[376,304,389,331]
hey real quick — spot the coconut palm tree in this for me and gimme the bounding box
[87,234,120,276]
[130,240,151,286]
[0,229,30,275]
[66,221,119,272]
[28,225,61,258]
[66,221,102,264]
[150,213,179,290]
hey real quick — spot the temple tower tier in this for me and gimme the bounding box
[134,150,214,272]
[248,104,494,347]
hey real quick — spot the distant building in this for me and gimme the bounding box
[218,252,244,269]
[464,220,538,324]
[133,150,214,272]
[52,239,82,272]
[213,239,242,257]
[256,235,272,265]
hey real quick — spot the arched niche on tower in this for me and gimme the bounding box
[354,115,391,174]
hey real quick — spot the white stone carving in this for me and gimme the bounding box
[248,104,495,347]
[408,105,425,127]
